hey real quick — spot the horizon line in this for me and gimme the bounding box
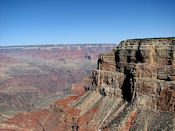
[0,43,117,48]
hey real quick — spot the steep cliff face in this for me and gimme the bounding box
[0,38,174,131]
[94,38,175,111]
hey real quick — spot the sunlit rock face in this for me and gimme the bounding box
[0,38,174,131]
[94,38,175,111]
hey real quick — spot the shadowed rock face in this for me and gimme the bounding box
[0,38,175,131]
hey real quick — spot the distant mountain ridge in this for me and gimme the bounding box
[0,44,116,120]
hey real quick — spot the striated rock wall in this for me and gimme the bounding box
[92,69,125,97]
[93,38,175,111]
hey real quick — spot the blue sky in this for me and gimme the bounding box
[0,0,175,46]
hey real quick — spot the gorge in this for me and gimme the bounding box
[0,44,115,120]
[0,38,175,131]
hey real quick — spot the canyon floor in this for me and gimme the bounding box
[0,44,116,121]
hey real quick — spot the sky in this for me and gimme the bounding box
[0,0,175,46]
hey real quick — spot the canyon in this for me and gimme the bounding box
[0,38,175,131]
[0,44,116,121]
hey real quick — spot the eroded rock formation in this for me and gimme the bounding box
[0,38,174,131]
[94,38,175,111]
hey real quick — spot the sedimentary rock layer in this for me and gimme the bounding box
[95,38,175,111]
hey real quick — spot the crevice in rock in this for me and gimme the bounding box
[121,68,134,102]
[135,41,144,63]
[97,58,102,69]
[127,50,131,63]
[115,50,120,63]
[115,50,120,71]
[100,88,106,96]
[158,77,172,81]
[168,47,173,65]
[127,56,131,63]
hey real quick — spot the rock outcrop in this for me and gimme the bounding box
[94,38,175,111]
[0,38,174,131]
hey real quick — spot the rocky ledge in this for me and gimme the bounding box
[0,37,174,131]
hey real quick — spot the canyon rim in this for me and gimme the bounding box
[0,37,174,131]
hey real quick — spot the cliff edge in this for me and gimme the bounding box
[94,37,175,111]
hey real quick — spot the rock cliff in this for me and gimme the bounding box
[94,38,175,111]
[0,38,174,131]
